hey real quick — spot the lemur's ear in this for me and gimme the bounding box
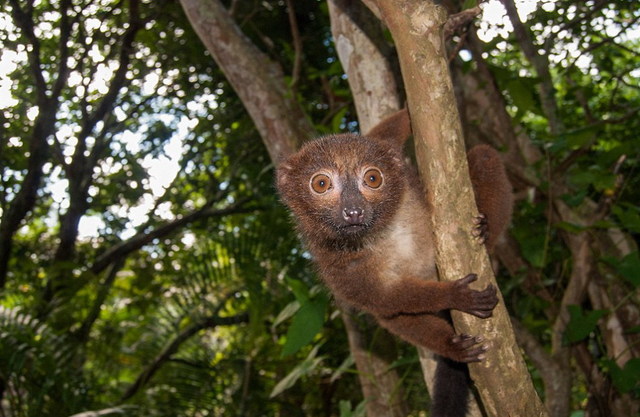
[365,108,412,147]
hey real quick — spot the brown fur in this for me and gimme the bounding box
[468,144,513,249]
[277,109,513,416]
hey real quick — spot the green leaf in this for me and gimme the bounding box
[569,167,616,193]
[270,345,323,397]
[506,78,542,115]
[287,278,311,303]
[564,305,607,344]
[561,190,588,207]
[462,0,477,10]
[281,294,328,356]
[339,400,367,417]
[331,107,348,132]
[613,204,640,233]
[601,252,640,287]
[555,221,587,233]
[608,358,640,393]
[512,227,547,268]
[330,355,355,384]
[339,401,353,417]
[353,400,367,417]
[273,300,301,328]
[564,126,597,148]
[625,325,640,334]
[615,252,640,287]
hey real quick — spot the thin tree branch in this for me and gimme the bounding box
[562,14,640,74]
[501,0,562,135]
[87,94,157,170]
[511,318,561,381]
[0,1,61,287]
[285,0,303,93]
[74,0,143,169]
[51,0,73,99]
[554,107,639,175]
[90,197,255,275]
[8,0,47,106]
[75,258,126,344]
[444,6,481,40]
[77,191,250,342]
[68,406,132,417]
[53,0,145,269]
[120,308,248,401]
[512,317,572,417]
[542,0,608,52]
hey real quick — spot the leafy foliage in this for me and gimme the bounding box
[0,307,89,416]
[0,0,639,416]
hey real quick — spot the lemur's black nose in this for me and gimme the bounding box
[343,207,364,224]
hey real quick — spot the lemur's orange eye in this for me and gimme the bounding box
[310,174,332,194]
[364,168,383,189]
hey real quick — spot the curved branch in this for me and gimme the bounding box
[77,0,143,146]
[90,198,255,275]
[120,309,249,402]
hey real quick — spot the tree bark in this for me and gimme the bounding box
[328,0,403,130]
[454,20,639,417]
[371,1,547,416]
[178,0,314,163]
[179,2,412,414]
[0,0,70,288]
[327,2,410,416]
[450,30,572,417]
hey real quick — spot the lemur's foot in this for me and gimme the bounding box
[473,214,489,245]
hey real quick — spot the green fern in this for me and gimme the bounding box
[0,307,89,417]
[115,220,297,414]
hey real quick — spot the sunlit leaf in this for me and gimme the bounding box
[270,345,323,398]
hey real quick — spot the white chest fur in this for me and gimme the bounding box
[370,194,437,283]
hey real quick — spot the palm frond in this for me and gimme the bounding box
[0,307,89,417]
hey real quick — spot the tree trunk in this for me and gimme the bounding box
[327,2,409,415]
[328,0,403,130]
[452,20,639,417]
[179,2,409,414]
[371,1,548,416]
[0,114,53,288]
[179,0,312,163]
[450,30,572,417]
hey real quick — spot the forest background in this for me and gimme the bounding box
[0,0,639,416]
